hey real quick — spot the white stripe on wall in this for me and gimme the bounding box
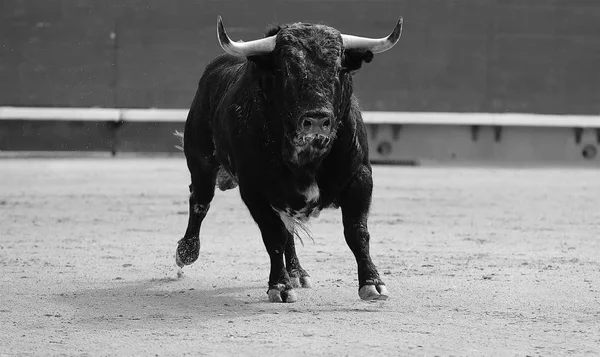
[1,106,599,128]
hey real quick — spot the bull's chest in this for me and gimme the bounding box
[272,181,323,232]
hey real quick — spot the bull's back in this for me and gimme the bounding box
[184,55,246,160]
[192,55,246,120]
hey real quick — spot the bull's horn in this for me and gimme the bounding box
[217,16,276,57]
[342,17,403,54]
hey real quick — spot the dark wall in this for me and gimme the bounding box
[1,0,599,114]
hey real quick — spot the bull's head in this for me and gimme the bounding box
[216,16,403,164]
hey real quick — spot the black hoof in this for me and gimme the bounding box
[175,237,200,267]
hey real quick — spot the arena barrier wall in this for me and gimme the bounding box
[0,107,599,166]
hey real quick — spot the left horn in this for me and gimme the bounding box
[217,16,276,57]
[341,17,403,54]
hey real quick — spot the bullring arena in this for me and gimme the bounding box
[2,1,600,355]
[1,156,599,355]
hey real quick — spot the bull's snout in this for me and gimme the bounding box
[301,116,332,134]
[295,110,334,150]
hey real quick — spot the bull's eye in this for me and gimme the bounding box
[323,119,331,128]
[302,119,312,129]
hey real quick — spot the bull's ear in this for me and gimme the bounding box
[343,49,374,72]
[246,24,281,68]
[247,53,274,70]
[247,51,278,72]
[265,24,282,37]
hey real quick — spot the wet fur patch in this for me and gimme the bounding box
[292,145,330,166]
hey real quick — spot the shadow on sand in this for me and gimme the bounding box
[50,276,280,328]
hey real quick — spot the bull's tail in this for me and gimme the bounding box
[174,130,184,152]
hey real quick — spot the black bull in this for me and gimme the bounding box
[175,16,403,302]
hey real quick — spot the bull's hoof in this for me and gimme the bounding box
[267,284,297,303]
[175,237,200,268]
[359,284,389,301]
[300,276,312,288]
[290,276,312,289]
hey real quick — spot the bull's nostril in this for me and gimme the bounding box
[323,119,331,129]
[302,119,312,129]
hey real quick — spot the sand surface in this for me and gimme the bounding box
[1,158,599,356]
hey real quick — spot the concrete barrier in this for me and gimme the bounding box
[1,107,599,165]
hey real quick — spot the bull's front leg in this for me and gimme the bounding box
[239,186,297,303]
[176,162,217,267]
[339,165,389,301]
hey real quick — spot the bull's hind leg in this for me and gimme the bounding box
[176,161,217,267]
[339,165,388,301]
[239,186,297,303]
[285,237,312,289]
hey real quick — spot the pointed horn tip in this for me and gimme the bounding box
[394,17,403,34]
[217,15,229,45]
[395,17,403,33]
[390,16,403,42]
[217,16,226,34]
[217,16,224,31]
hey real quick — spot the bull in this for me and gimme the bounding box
[175,16,403,302]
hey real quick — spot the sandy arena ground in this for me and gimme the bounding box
[1,157,599,356]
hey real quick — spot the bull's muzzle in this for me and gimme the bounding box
[296,111,333,149]
[295,133,331,150]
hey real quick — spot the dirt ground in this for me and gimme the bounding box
[1,157,599,356]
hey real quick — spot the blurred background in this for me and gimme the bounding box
[0,0,599,163]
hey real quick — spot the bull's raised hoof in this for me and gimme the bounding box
[267,284,298,303]
[358,284,389,301]
[175,236,200,267]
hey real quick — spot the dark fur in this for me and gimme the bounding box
[176,22,386,301]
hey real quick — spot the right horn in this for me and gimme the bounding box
[217,16,276,57]
[341,17,403,54]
